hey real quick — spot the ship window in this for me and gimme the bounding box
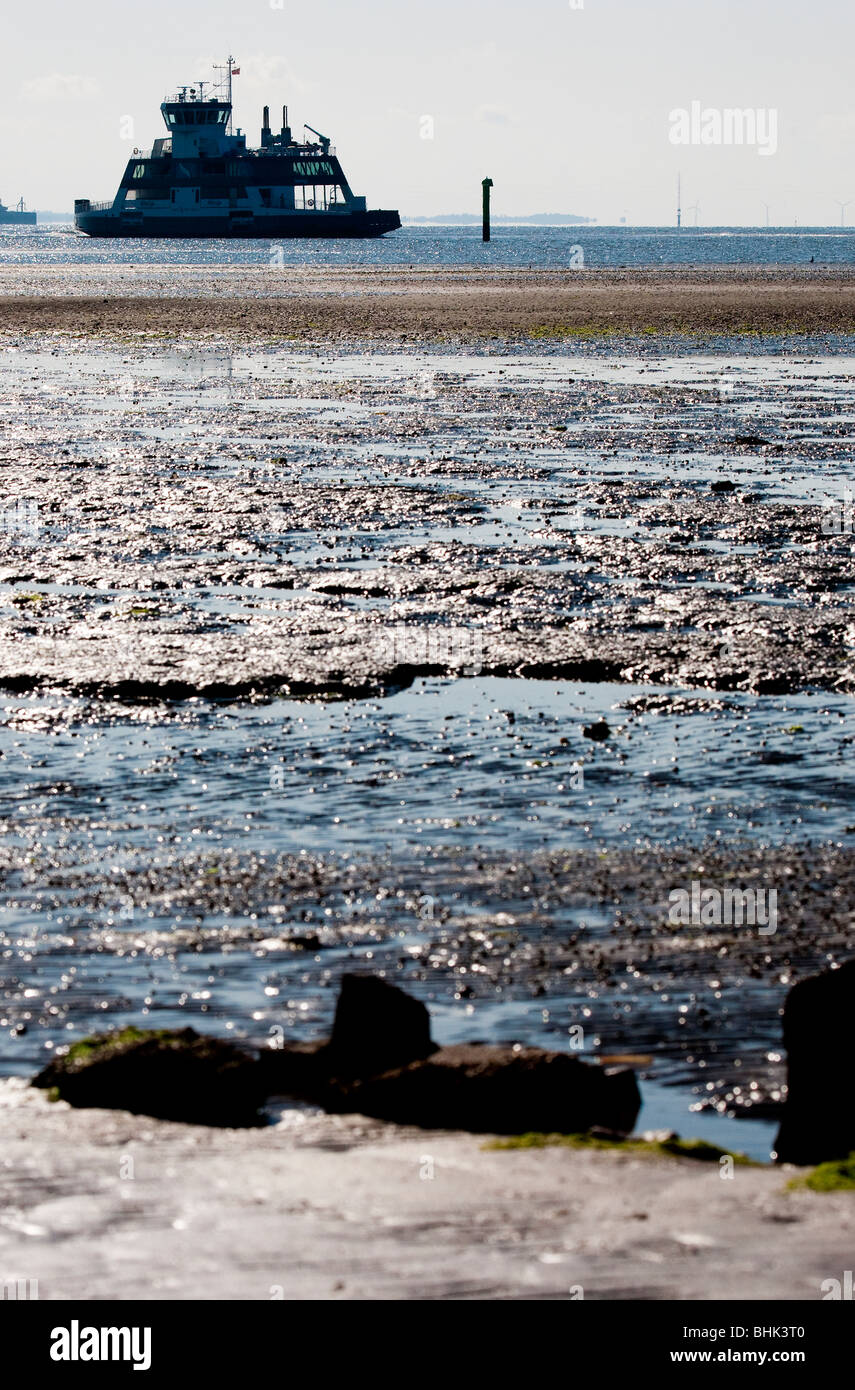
[132,162,146,179]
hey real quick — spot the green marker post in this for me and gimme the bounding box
[482,177,493,242]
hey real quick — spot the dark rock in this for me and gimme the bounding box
[259,1038,332,1100]
[711,479,737,493]
[774,960,855,1165]
[323,1042,641,1136]
[583,719,611,741]
[33,977,642,1141]
[263,979,640,1137]
[32,1026,266,1128]
[329,973,436,1077]
[262,973,438,1103]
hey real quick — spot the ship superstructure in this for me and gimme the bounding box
[75,63,399,239]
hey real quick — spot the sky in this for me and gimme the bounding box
[4,0,855,224]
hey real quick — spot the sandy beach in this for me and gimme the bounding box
[1,1080,850,1301]
[2,265,855,338]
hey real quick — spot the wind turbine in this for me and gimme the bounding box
[688,202,700,227]
[761,201,771,228]
[836,199,852,228]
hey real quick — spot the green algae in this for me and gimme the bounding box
[483,1131,758,1164]
[788,1156,855,1192]
[66,1027,182,1065]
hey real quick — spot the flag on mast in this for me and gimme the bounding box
[231,66,240,76]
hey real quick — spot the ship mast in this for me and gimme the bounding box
[213,55,238,134]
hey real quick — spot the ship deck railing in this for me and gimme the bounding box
[102,145,337,162]
[163,93,227,106]
[251,146,337,157]
[85,201,115,213]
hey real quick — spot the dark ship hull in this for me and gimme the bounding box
[0,208,37,226]
[75,206,400,239]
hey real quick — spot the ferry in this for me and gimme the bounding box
[74,60,400,239]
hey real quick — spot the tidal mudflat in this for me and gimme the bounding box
[2,262,855,336]
[1,327,852,1178]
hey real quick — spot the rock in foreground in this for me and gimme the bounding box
[264,974,640,1135]
[329,972,437,1076]
[33,1026,266,1128]
[322,1042,641,1136]
[33,976,640,1137]
[775,960,855,1165]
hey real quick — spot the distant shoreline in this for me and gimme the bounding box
[403,214,595,225]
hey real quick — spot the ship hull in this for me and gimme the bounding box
[0,212,37,226]
[74,208,400,239]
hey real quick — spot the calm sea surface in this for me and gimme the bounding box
[0,223,853,269]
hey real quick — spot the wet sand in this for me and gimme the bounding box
[1,1081,849,1301]
[1,340,852,703]
[2,265,855,337]
[1,336,853,1130]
